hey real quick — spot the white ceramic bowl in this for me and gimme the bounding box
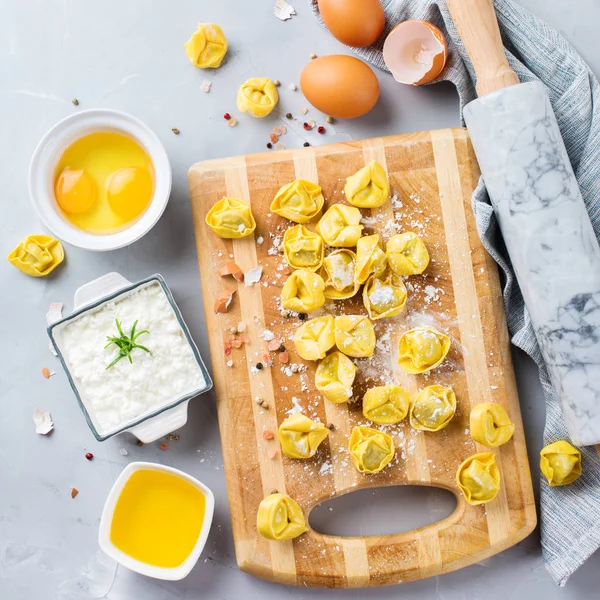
[99,462,215,581]
[29,109,172,251]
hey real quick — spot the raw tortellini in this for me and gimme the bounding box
[315,351,356,404]
[283,224,324,271]
[344,161,389,208]
[278,413,329,459]
[386,232,430,276]
[334,315,376,358]
[355,234,387,284]
[540,440,582,487]
[363,385,410,425]
[349,426,395,474]
[470,403,515,447]
[409,385,456,432]
[281,269,325,313]
[363,270,407,320]
[8,234,64,277]
[456,452,501,505]
[237,77,279,118]
[315,204,363,247]
[321,249,359,299]
[293,315,335,361]
[205,197,256,239]
[184,23,228,68]
[271,180,324,223]
[397,327,450,374]
[256,493,307,541]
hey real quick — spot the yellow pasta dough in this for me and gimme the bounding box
[349,426,395,474]
[205,197,256,239]
[355,234,387,284]
[321,249,360,299]
[470,403,515,447]
[334,315,376,358]
[344,161,390,208]
[456,452,501,505]
[278,413,329,459]
[410,385,456,432]
[281,269,325,313]
[386,232,430,276]
[397,327,451,374]
[315,351,356,404]
[362,385,410,425]
[271,180,324,223]
[293,315,335,360]
[237,78,279,118]
[315,204,363,247]
[256,493,307,541]
[363,270,407,320]
[184,23,228,68]
[8,234,64,277]
[283,224,324,271]
[540,441,582,487]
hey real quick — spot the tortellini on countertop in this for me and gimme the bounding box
[271,180,324,223]
[237,78,279,118]
[256,493,307,541]
[184,23,228,68]
[409,385,456,432]
[281,269,325,313]
[293,315,335,361]
[456,452,501,505]
[315,351,356,404]
[470,403,515,447]
[349,426,395,474]
[8,234,64,277]
[315,204,363,247]
[205,197,256,239]
[334,315,376,358]
[397,327,450,374]
[540,440,582,487]
[355,234,387,284]
[363,270,407,320]
[283,224,324,271]
[321,249,359,299]
[278,413,329,459]
[386,232,430,276]
[363,385,410,425]
[344,161,389,208]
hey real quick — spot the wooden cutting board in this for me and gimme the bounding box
[188,128,536,588]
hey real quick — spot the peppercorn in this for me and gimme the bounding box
[298,313,307,321]
[303,142,310,147]
[317,126,325,134]
[286,113,293,119]
[85,452,93,460]
[256,362,264,370]
[303,122,313,130]
[279,344,286,353]
[223,112,231,120]
[328,424,335,431]
[267,142,272,149]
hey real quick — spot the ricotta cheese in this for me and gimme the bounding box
[61,282,205,435]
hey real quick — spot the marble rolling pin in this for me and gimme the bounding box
[447,0,600,446]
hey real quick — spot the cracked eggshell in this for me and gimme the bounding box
[383,20,447,86]
[318,0,385,48]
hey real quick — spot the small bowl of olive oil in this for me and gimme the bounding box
[99,462,214,580]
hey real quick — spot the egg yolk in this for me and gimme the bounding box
[55,167,96,214]
[107,167,153,221]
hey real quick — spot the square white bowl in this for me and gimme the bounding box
[99,461,215,580]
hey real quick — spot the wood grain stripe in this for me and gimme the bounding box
[225,158,297,583]
[430,129,511,545]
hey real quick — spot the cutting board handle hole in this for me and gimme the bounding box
[308,485,457,537]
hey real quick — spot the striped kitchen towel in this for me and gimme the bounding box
[311,0,600,586]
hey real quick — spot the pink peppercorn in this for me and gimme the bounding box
[85,452,93,461]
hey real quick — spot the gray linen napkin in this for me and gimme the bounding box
[311,0,600,586]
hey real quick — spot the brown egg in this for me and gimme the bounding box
[300,55,379,119]
[318,0,385,48]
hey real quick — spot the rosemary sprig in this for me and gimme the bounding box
[105,319,151,370]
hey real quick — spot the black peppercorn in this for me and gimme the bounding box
[286,113,293,119]
[256,362,264,370]
[298,313,307,321]
[303,142,310,147]
[266,142,272,149]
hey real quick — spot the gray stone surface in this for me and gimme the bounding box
[0,0,598,597]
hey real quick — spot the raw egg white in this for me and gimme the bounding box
[300,55,379,119]
[54,132,154,234]
[383,20,448,86]
[318,0,385,48]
